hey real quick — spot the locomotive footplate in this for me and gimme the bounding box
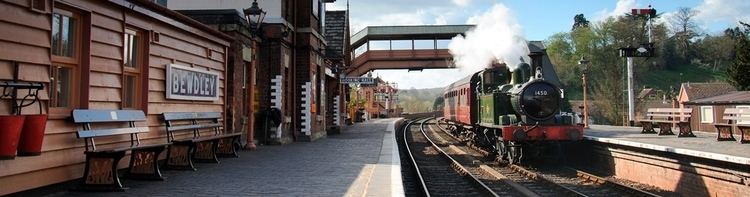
[500,125,584,141]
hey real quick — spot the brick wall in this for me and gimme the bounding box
[570,142,750,196]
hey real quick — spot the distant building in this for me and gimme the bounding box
[673,82,736,132]
[677,82,736,108]
[684,91,750,132]
[634,87,673,122]
[359,77,400,119]
[637,88,658,100]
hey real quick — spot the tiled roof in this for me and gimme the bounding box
[681,82,736,101]
[637,88,655,99]
[685,91,750,105]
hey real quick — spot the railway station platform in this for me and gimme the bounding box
[583,125,750,165]
[13,118,405,197]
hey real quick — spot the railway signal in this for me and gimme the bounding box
[620,6,658,125]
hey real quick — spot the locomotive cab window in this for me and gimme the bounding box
[482,71,502,93]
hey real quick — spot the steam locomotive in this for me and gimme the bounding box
[441,41,583,164]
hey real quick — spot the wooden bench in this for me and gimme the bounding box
[639,108,694,137]
[72,109,168,191]
[163,112,241,170]
[714,108,750,143]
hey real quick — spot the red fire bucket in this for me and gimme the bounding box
[17,114,47,156]
[0,115,25,159]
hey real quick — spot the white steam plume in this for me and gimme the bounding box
[449,4,529,72]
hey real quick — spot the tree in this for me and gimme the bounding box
[727,22,750,91]
[670,7,699,61]
[432,96,444,111]
[572,14,590,30]
[695,34,735,70]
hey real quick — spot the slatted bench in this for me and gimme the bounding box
[714,108,750,143]
[163,112,241,170]
[639,108,694,137]
[72,109,168,191]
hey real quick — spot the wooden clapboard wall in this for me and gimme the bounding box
[0,0,230,194]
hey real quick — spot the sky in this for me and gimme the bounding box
[326,0,750,89]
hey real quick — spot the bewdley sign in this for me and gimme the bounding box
[166,64,220,101]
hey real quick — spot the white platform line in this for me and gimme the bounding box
[387,118,404,197]
[584,136,750,165]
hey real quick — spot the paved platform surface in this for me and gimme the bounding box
[35,118,404,197]
[585,125,750,165]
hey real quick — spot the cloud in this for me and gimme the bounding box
[656,0,749,34]
[594,0,637,21]
[694,0,750,24]
[434,15,448,25]
[452,0,471,7]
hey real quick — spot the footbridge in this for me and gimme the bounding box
[346,25,475,77]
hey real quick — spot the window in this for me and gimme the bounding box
[50,7,79,110]
[30,0,48,13]
[52,10,76,58]
[50,66,73,107]
[122,28,144,109]
[700,106,714,123]
[738,106,750,124]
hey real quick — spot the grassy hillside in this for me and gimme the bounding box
[561,65,726,100]
[398,87,444,113]
[640,66,726,91]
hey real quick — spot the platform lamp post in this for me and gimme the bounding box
[244,0,266,34]
[242,0,266,150]
[578,56,590,128]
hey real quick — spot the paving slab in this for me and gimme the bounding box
[34,118,404,197]
[585,125,750,165]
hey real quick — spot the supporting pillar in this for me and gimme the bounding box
[627,57,635,126]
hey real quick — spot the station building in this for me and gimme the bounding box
[0,0,232,194]
[167,0,346,143]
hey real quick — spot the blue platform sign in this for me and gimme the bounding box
[166,64,220,101]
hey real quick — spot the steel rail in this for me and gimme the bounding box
[417,117,500,197]
[571,167,661,197]
[402,117,431,197]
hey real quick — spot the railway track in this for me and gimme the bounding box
[401,117,499,197]
[404,117,664,197]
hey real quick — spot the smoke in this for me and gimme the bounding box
[448,3,529,72]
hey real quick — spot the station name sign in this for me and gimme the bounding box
[340,77,375,84]
[166,64,220,101]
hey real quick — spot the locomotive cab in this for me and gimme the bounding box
[475,64,513,127]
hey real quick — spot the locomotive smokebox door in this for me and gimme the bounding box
[511,80,561,121]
